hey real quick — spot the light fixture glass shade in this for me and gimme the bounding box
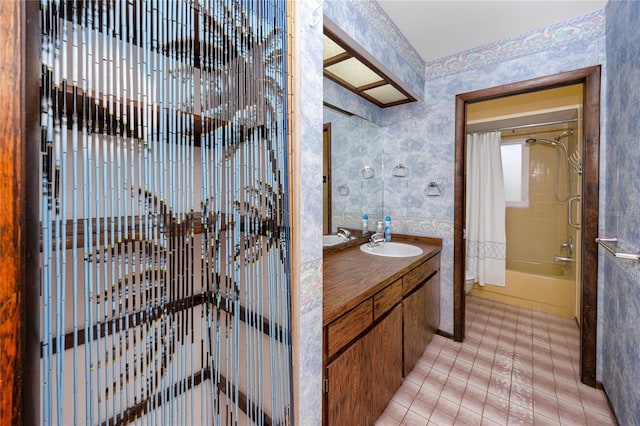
[363,84,409,104]
[323,28,416,107]
[323,34,346,60]
[325,57,383,88]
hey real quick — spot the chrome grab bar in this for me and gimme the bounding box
[568,195,581,229]
[596,237,640,262]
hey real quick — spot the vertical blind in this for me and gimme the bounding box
[39,1,292,424]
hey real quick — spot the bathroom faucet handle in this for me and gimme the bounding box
[369,232,385,245]
[560,236,574,255]
[337,228,352,239]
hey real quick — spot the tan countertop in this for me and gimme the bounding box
[323,234,442,326]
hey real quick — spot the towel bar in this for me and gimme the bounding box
[595,237,640,262]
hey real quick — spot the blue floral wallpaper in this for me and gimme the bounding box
[295,0,324,424]
[603,1,640,424]
[425,11,605,80]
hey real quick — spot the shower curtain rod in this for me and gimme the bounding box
[491,118,578,133]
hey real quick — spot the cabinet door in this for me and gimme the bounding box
[402,282,429,376]
[326,330,367,425]
[367,306,403,421]
[326,307,402,426]
[403,272,441,376]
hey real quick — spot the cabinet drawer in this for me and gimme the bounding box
[327,299,373,358]
[374,278,402,320]
[403,254,440,296]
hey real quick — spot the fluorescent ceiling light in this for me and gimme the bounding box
[323,29,416,108]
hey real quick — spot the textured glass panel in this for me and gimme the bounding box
[325,57,383,88]
[323,34,346,60]
[362,84,409,104]
[38,1,292,425]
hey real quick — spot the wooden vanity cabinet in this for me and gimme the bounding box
[323,243,441,426]
[325,306,402,426]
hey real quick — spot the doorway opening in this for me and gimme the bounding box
[453,66,601,387]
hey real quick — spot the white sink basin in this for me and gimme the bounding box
[323,235,346,246]
[360,242,423,257]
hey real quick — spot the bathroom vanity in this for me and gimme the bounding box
[322,235,441,425]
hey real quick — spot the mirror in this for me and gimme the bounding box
[323,106,384,234]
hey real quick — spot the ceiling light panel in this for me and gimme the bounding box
[325,57,383,88]
[363,84,409,104]
[323,34,346,60]
[323,28,416,107]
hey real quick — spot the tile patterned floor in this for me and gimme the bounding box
[375,296,617,426]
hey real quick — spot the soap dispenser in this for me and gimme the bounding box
[376,221,384,234]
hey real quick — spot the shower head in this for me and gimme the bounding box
[554,129,574,141]
[526,129,574,146]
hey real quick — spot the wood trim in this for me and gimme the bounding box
[435,329,454,340]
[453,66,601,385]
[285,2,298,424]
[456,67,597,103]
[0,1,40,424]
[580,66,601,387]
[453,95,466,342]
[0,3,23,422]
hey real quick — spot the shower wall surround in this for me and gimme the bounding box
[603,1,640,424]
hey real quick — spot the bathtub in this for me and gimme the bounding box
[470,260,576,318]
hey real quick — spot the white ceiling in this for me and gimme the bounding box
[376,0,607,62]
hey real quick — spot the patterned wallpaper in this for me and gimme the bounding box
[296,0,324,424]
[602,1,640,424]
[425,10,606,80]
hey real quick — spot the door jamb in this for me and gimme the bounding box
[453,66,601,387]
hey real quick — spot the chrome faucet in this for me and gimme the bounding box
[560,236,573,255]
[368,232,386,246]
[337,228,352,240]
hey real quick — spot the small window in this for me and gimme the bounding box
[501,140,529,207]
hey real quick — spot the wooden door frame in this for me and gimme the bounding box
[453,66,601,387]
[0,1,41,423]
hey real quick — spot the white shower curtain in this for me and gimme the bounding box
[466,131,506,287]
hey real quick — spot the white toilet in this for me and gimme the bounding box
[465,271,475,294]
